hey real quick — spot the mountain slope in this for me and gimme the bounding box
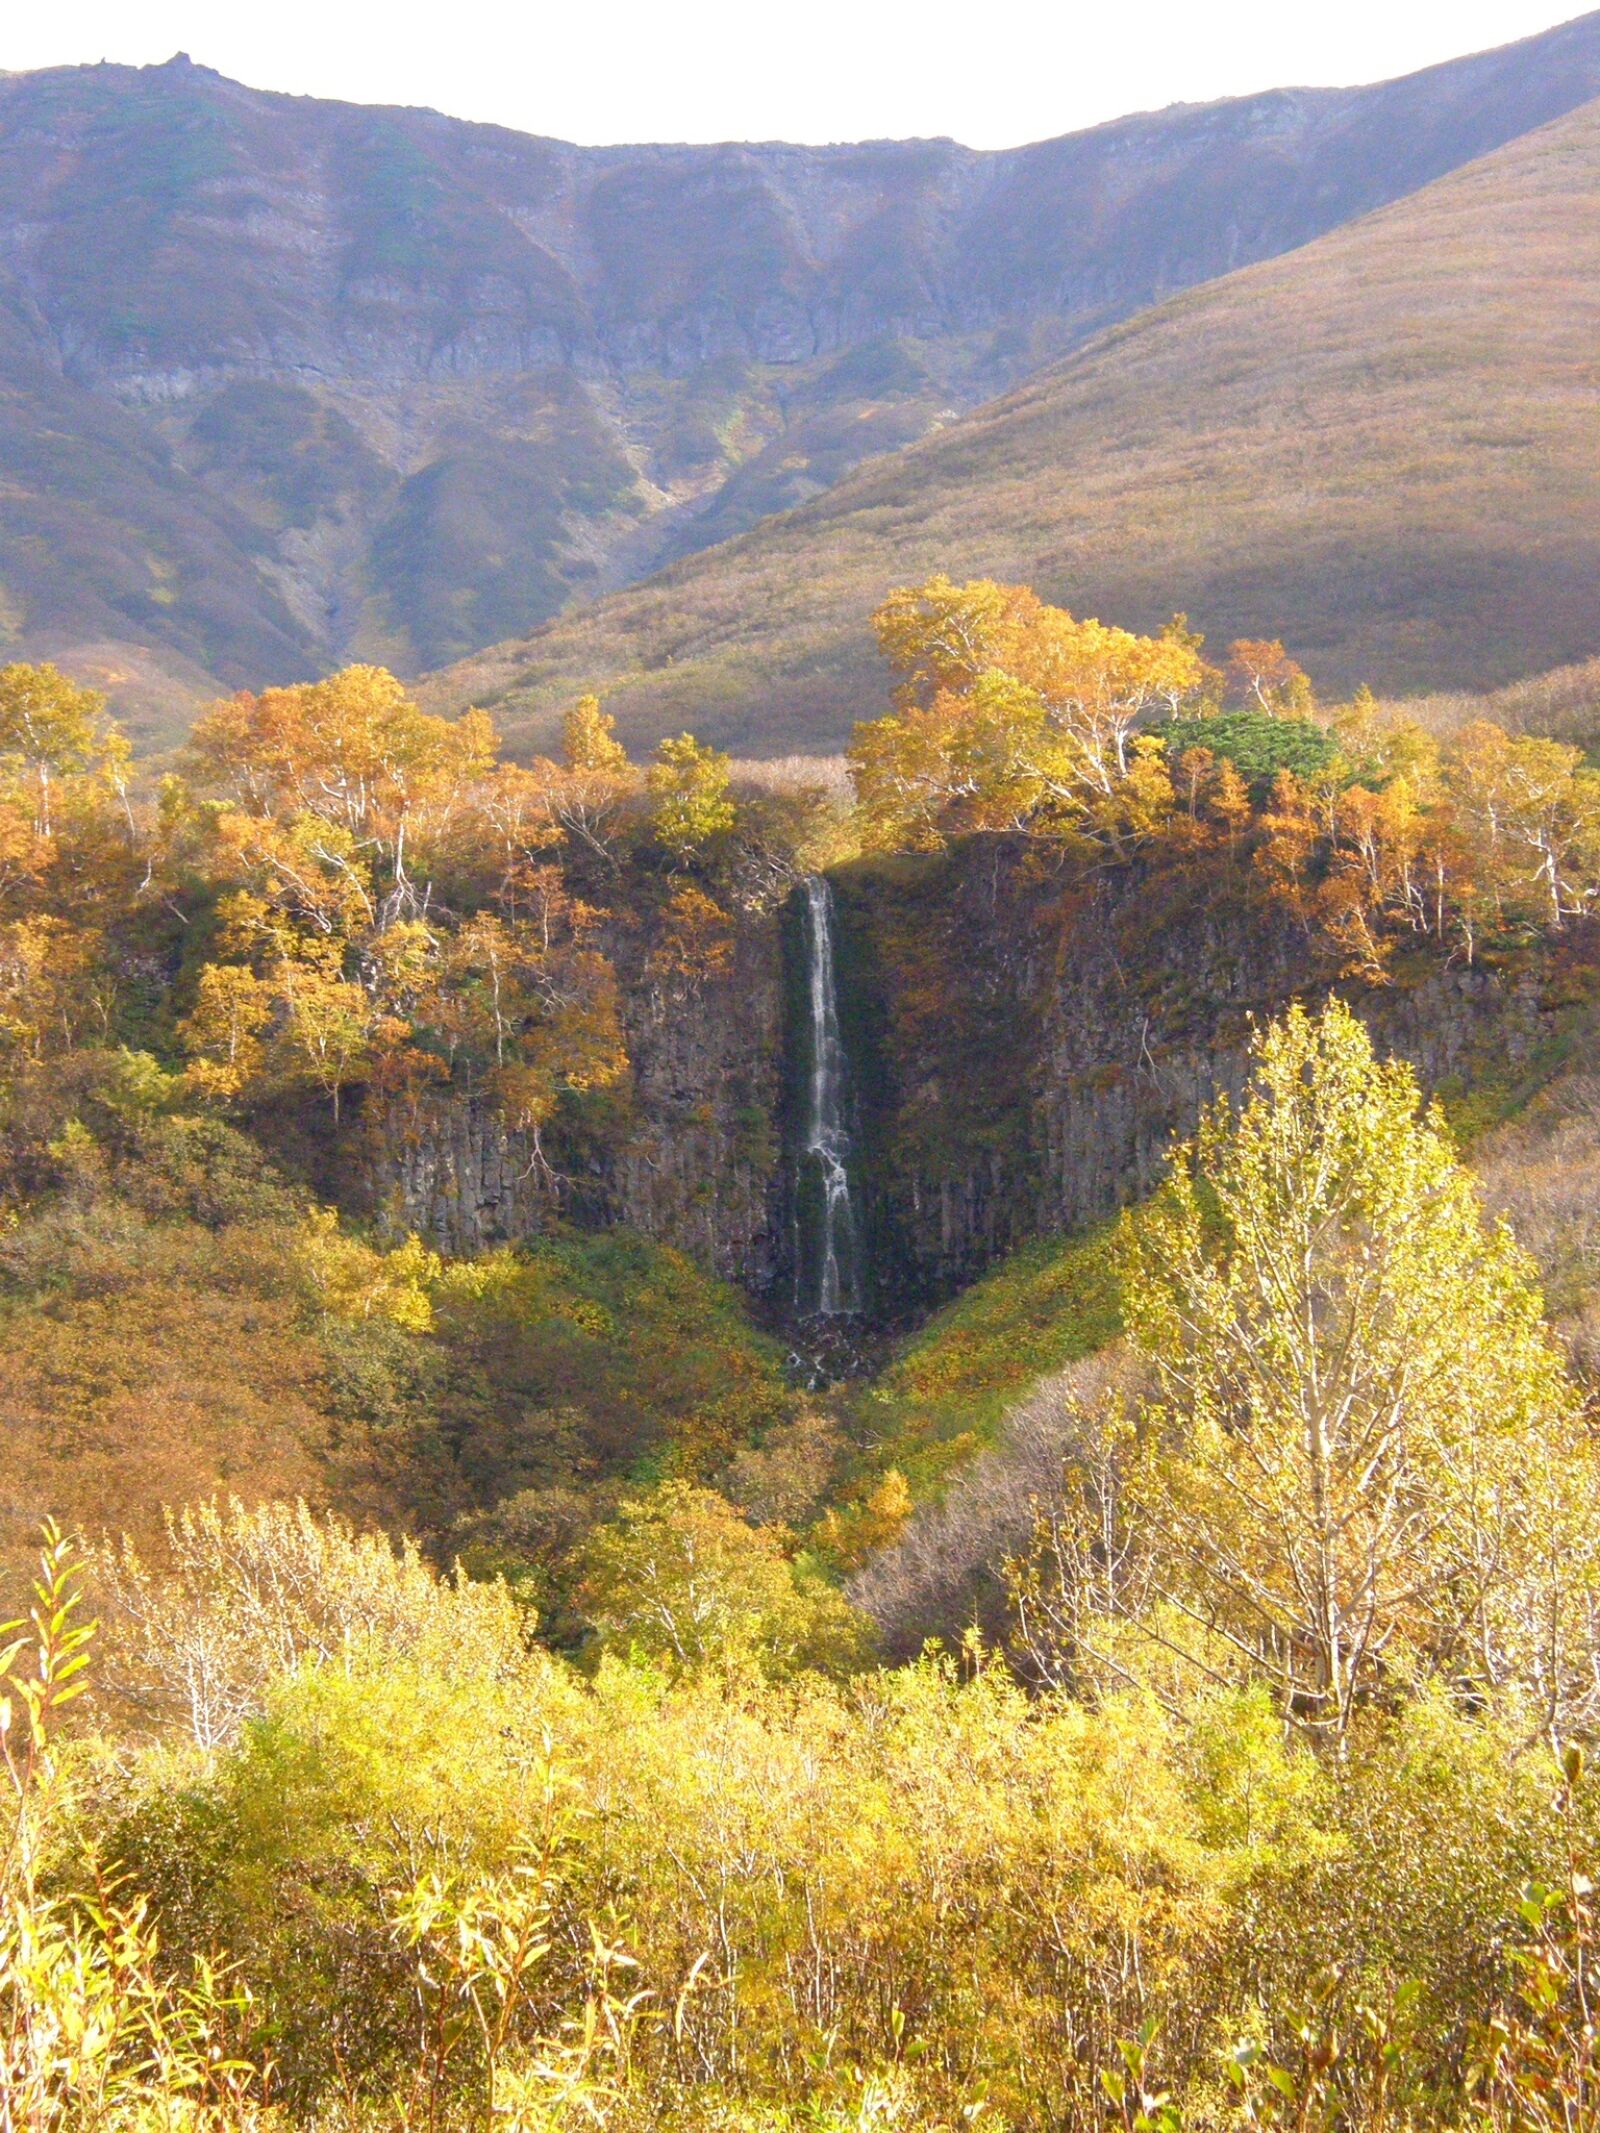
[427,95,1600,755]
[4,19,1600,738]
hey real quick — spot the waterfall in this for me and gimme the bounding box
[796,876,862,1316]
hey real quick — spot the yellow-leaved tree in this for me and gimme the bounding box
[851,574,1200,849]
[577,1481,871,1679]
[646,732,735,865]
[1116,1000,1600,1745]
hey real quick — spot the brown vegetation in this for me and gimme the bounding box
[429,100,1600,757]
[10,24,1600,740]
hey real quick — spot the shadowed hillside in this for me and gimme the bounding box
[428,94,1600,755]
[4,17,1600,738]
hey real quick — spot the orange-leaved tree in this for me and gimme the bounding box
[852,575,1201,849]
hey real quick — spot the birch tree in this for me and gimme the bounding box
[1120,999,1590,1744]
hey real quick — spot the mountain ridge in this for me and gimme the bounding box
[422,91,1600,754]
[3,16,1600,738]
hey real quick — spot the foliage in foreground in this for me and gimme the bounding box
[3,1006,1600,2127]
[1116,1000,1592,1745]
[5,1513,1600,2130]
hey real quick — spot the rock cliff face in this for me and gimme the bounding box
[364,847,1594,1322]
[373,900,787,1286]
[828,848,1588,1314]
[4,20,1600,734]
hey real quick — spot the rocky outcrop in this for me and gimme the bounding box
[830,848,1593,1316]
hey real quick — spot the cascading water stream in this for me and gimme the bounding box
[796,876,862,1316]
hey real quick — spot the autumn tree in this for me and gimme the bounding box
[1117,999,1594,1743]
[177,923,387,1121]
[96,1497,524,1748]
[647,733,736,864]
[0,660,128,843]
[646,884,734,1001]
[174,673,638,1133]
[0,914,109,1063]
[182,669,497,1116]
[577,1480,869,1677]
[0,666,138,1067]
[177,962,272,1101]
[851,575,1201,849]
[480,695,642,884]
[189,665,495,915]
[438,904,628,1154]
[562,694,629,777]
[1444,721,1600,930]
[548,694,640,861]
[273,947,380,1122]
[1225,638,1314,717]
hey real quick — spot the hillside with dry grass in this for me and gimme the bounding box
[6,19,1600,741]
[426,98,1600,756]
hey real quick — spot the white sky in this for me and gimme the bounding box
[0,0,1589,149]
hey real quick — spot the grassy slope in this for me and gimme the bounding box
[848,1227,1122,1496]
[428,98,1600,756]
[0,1108,793,1569]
